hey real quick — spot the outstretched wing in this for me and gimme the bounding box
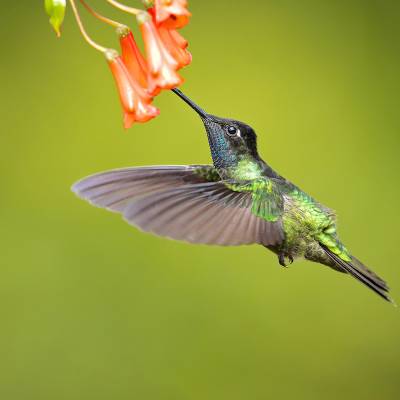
[72,165,284,247]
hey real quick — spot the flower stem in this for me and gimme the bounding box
[106,0,142,16]
[79,0,122,28]
[69,0,107,53]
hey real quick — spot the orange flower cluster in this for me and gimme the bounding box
[107,1,192,128]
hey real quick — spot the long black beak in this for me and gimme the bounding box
[171,88,208,119]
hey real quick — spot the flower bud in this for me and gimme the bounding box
[44,0,66,37]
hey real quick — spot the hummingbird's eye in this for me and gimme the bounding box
[227,125,238,136]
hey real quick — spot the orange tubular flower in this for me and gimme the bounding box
[137,11,183,96]
[106,49,159,128]
[117,26,149,88]
[153,0,191,29]
[169,29,188,49]
[147,7,191,69]
[158,25,192,68]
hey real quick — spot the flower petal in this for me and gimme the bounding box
[118,27,148,88]
[106,50,159,128]
[169,29,188,49]
[137,12,184,95]
[153,0,191,29]
[158,26,192,69]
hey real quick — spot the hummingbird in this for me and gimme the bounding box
[72,88,392,303]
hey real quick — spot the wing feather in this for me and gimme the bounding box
[72,165,284,247]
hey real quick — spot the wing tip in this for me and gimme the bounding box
[71,181,81,196]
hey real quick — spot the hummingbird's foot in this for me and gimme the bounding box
[278,253,294,268]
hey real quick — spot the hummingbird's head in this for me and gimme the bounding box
[172,89,260,170]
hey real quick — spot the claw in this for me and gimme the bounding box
[278,253,294,268]
[278,253,286,267]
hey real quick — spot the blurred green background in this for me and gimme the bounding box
[1,1,399,399]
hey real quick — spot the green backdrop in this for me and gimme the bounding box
[1,1,399,399]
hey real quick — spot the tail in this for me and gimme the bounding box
[320,245,393,304]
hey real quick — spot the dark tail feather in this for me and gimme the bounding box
[320,245,393,304]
